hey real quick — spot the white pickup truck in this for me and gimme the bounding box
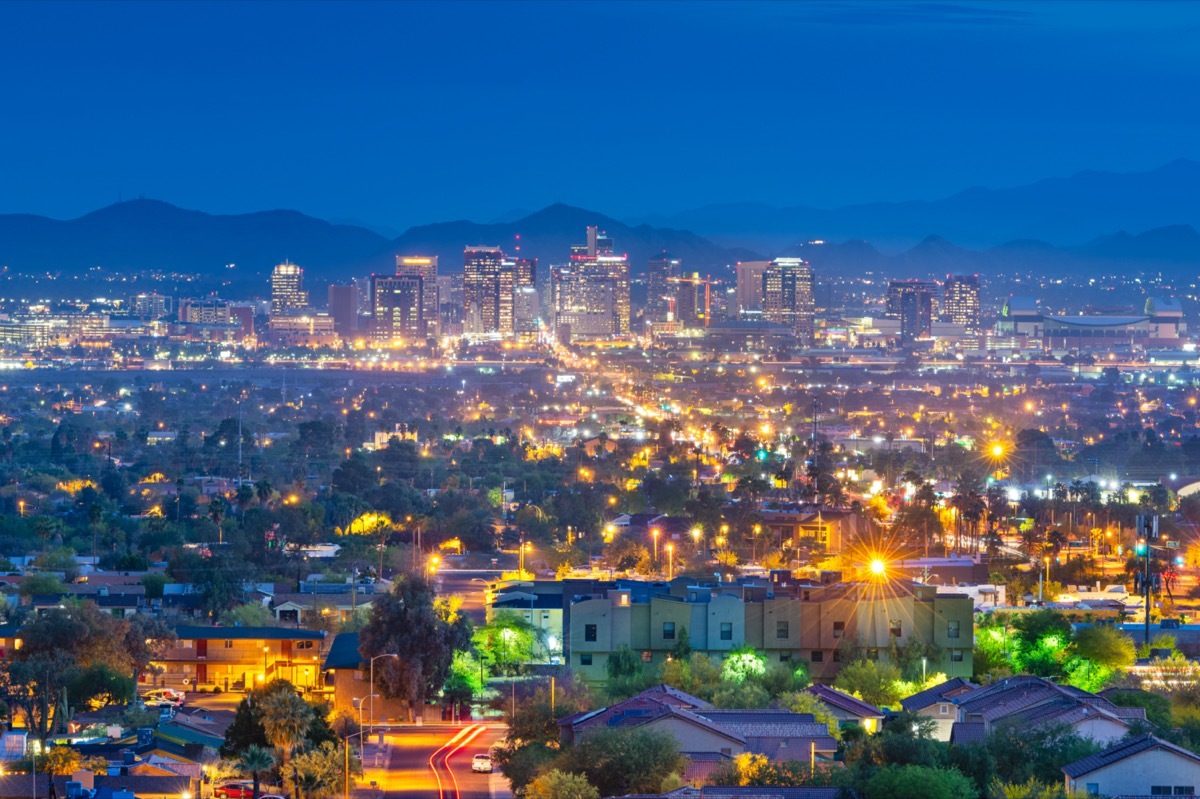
[1055,584,1137,606]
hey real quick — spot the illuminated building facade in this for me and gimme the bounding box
[646,252,680,324]
[942,275,981,333]
[271,262,309,317]
[886,280,938,344]
[463,246,513,337]
[394,256,439,337]
[552,227,631,339]
[763,257,815,345]
[371,274,424,343]
[736,260,770,318]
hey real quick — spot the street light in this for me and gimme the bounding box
[369,653,398,733]
[651,528,660,562]
[666,543,675,580]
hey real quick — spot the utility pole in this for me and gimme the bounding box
[1137,513,1158,646]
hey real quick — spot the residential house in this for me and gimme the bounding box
[805,685,884,734]
[1063,734,1200,797]
[559,685,837,785]
[899,677,978,741]
[950,676,1142,746]
[321,632,410,721]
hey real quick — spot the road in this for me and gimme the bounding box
[435,569,505,625]
[382,724,509,799]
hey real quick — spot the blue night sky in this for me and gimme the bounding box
[1,0,1199,231]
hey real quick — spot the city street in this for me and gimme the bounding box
[379,723,509,799]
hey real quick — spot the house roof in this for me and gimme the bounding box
[696,710,835,748]
[323,632,362,670]
[899,677,978,712]
[949,722,987,746]
[174,625,324,641]
[806,684,884,719]
[1063,734,1200,779]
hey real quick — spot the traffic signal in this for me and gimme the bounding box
[1136,539,1147,556]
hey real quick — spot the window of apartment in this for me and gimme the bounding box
[811,650,824,663]
[1174,789,1195,796]
[663,621,676,640]
[780,652,792,662]
[224,640,234,649]
[1085,785,1099,797]
[890,620,902,638]
[296,641,314,650]
[584,624,597,642]
[776,621,789,639]
[939,704,949,715]
[580,653,593,666]
[833,649,842,662]
[951,649,964,662]
[832,621,845,639]
[948,620,961,639]
[1151,788,1172,796]
[642,651,652,663]
[720,622,733,641]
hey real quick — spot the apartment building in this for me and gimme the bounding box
[565,578,974,685]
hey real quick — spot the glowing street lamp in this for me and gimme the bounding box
[869,558,887,579]
[666,543,675,580]
[652,528,660,562]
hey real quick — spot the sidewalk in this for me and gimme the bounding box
[352,736,391,799]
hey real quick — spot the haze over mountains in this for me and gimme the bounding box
[1,160,1199,294]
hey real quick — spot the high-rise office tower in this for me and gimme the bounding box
[942,274,981,333]
[132,292,173,320]
[463,247,513,337]
[552,228,630,338]
[371,274,424,342]
[327,284,359,335]
[647,252,681,323]
[395,256,439,338]
[271,262,308,316]
[763,258,815,344]
[514,257,537,291]
[736,260,771,318]
[886,280,938,343]
[675,272,703,327]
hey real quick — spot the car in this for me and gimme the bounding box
[144,689,185,707]
[214,783,257,799]
[471,754,493,773]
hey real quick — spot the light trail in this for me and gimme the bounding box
[427,724,486,799]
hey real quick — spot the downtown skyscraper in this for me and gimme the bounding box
[271,261,308,317]
[887,280,939,344]
[942,274,981,334]
[395,256,440,338]
[646,252,681,324]
[463,246,513,337]
[551,227,630,340]
[763,257,815,345]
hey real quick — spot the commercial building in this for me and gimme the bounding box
[993,296,1184,351]
[551,228,632,340]
[394,256,439,338]
[265,314,338,347]
[370,274,424,343]
[270,262,308,316]
[886,280,937,344]
[463,246,513,338]
[941,275,981,333]
[564,578,973,686]
[327,283,359,336]
[674,272,706,329]
[762,258,815,345]
[647,252,681,324]
[735,260,770,319]
[132,292,172,320]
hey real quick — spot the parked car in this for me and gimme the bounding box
[471,754,493,773]
[144,688,185,707]
[214,783,256,799]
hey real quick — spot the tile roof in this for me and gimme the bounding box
[899,677,978,712]
[950,722,987,746]
[806,684,884,718]
[1063,734,1200,779]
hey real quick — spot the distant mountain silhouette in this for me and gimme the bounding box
[0,200,759,296]
[637,159,1200,251]
[0,199,391,280]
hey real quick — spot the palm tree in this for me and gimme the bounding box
[260,690,313,767]
[237,745,275,799]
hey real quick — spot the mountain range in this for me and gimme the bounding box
[635,158,1200,252]
[1,159,1200,296]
